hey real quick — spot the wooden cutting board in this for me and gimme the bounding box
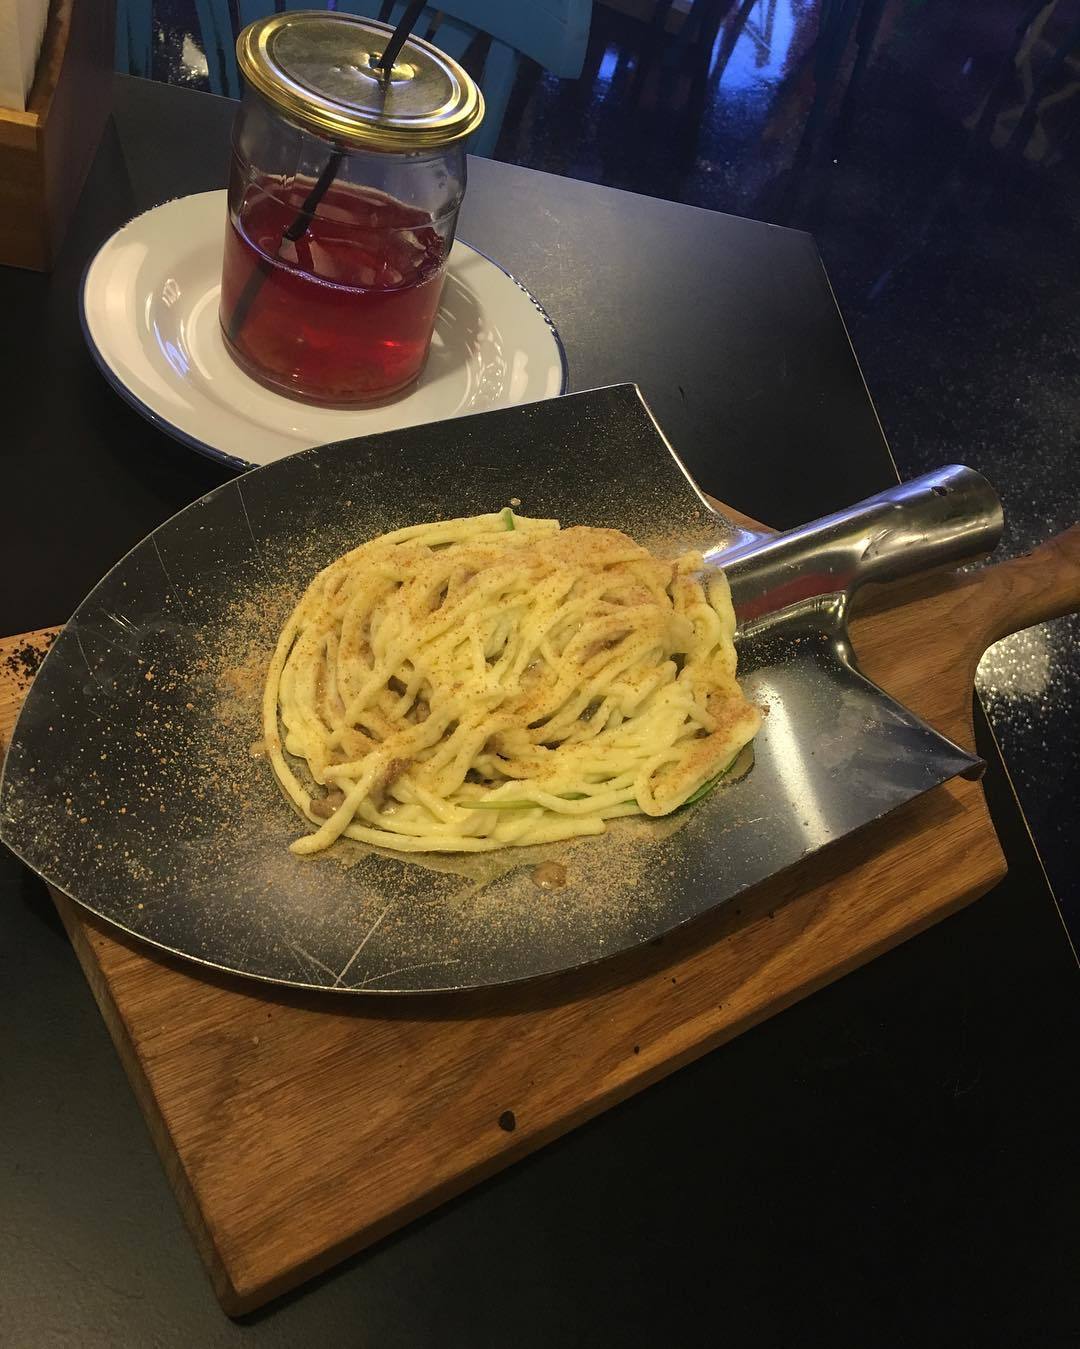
[3,516,1077,1315]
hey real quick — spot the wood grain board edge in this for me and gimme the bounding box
[0,627,60,754]
[47,886,246,1312]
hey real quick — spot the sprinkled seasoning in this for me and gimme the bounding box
[1,392,762,992]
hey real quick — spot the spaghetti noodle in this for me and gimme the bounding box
[263,511,761,854]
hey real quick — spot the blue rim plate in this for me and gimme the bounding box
[79,190,569,470]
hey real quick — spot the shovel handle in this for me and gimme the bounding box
[844,523,1080,754]
[957,524,1080,649]
[710,466,1005,623]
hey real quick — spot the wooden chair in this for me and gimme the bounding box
[117,0,593,158]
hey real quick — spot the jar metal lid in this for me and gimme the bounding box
[236,11,485,152]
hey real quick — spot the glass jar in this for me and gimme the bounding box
[221,13,484,406]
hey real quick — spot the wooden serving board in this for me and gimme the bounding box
[4,516,1078,1315]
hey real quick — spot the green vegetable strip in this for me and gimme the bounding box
[684,753,740,805]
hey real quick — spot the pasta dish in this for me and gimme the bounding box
[263,511,761,854]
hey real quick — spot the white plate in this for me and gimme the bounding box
[80,190,567,469]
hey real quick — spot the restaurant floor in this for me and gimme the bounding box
[148,0,1080,935]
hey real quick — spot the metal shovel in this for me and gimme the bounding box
[0,392,1057,994]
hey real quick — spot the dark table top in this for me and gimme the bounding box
[2,75,1078,1346]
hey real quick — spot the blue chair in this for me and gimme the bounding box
[118,0,593,158]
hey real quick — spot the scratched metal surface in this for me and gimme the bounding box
[0,386,978,993]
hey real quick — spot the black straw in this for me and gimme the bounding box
[378,0,426,73]
[227,149,346,341]
[227,2,428,346]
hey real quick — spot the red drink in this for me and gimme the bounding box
[220,178,447,405]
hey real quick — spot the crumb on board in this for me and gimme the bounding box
[2,632,58,687]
